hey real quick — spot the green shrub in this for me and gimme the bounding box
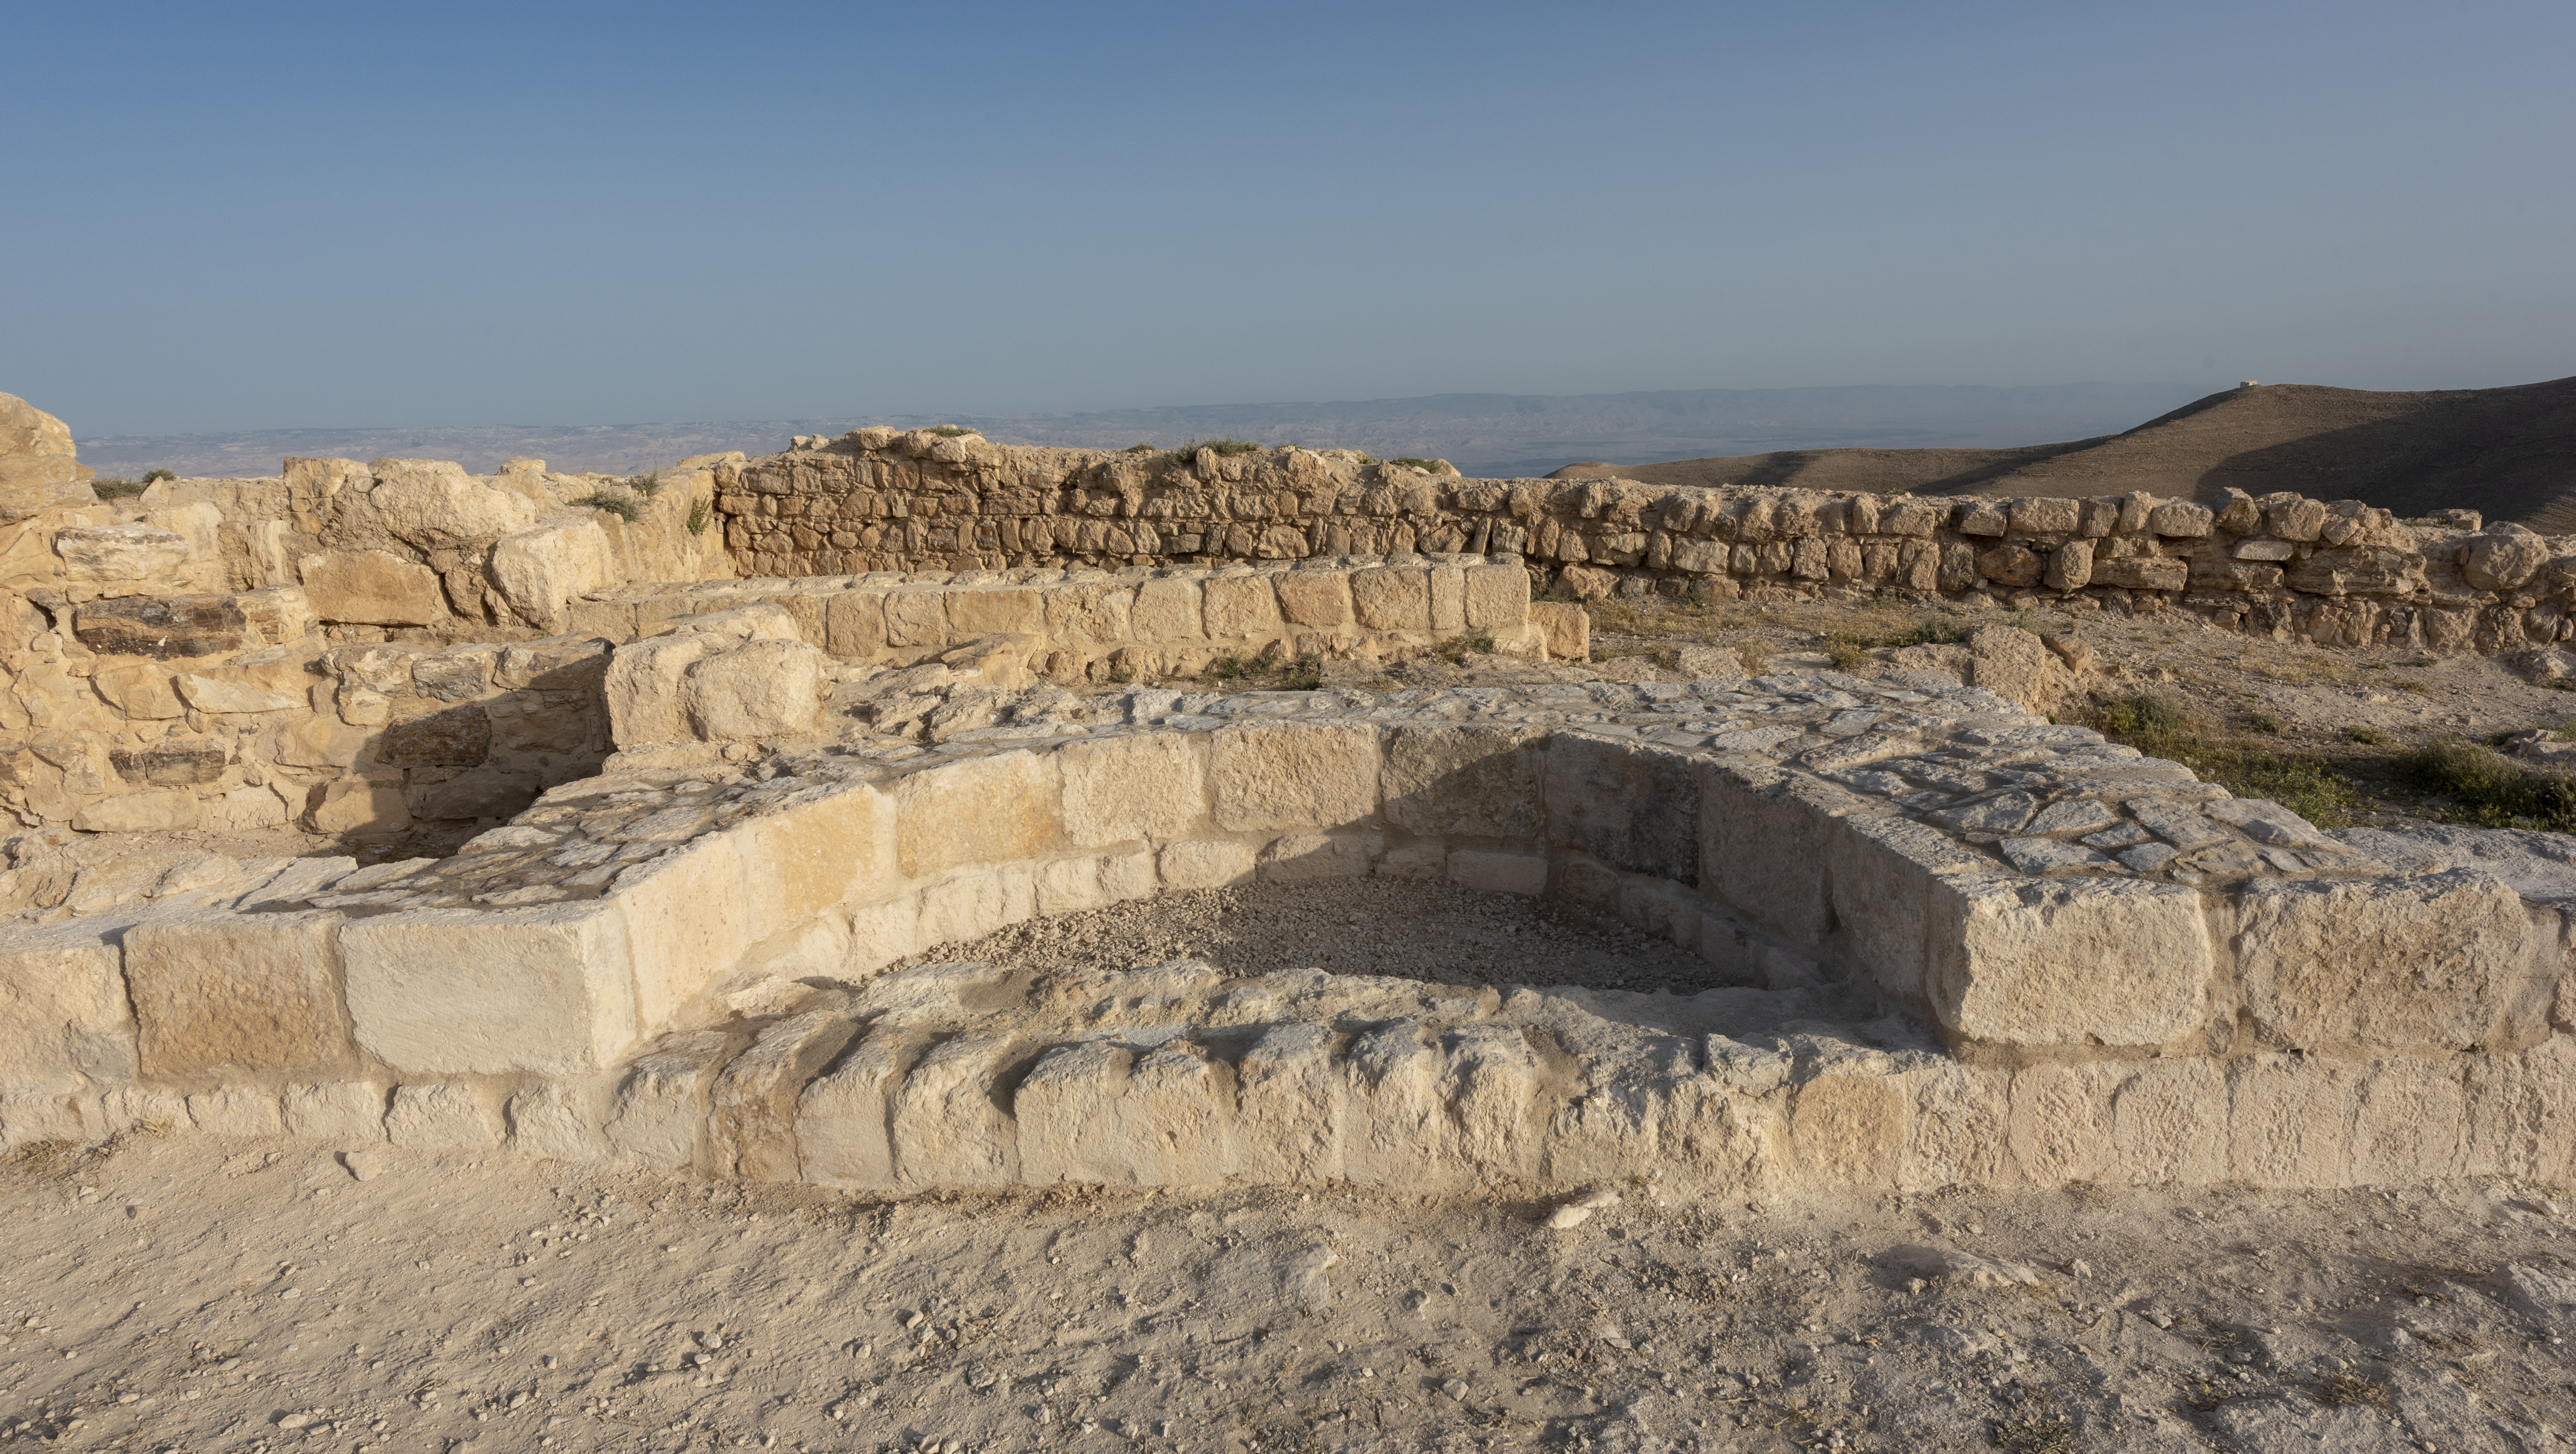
[2343,725,2392,745]
[1886,614,1971,647]
[2398,737,2576,830]
[142,467,176,484]
[686,498,713,536]
[573,490,642,523]
[1171,437,1264,461]
[2097,692,2189,738]
[1283,653,1323,691]
[624,470,663,496]
[91,477,146,500]
[2092,692,2367,827]
[928,424,975,439]
[1434,632,1496,664]
[1123,442,1158,453]
[1389,456,1442,472]
[1821,630,1873,671]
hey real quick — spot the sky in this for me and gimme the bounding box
[6,0,2573,436]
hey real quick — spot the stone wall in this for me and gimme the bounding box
[723,428,2575,655]
[9,668,2570,1194]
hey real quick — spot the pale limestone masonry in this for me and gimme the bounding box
[6,667,2572,1195]
[724,428,2575,655]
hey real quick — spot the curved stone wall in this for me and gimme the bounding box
[9,669,2570,1195]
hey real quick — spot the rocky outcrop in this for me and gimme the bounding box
[0,394,94,522]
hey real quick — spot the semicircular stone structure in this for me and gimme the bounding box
[9,665,2570,1196]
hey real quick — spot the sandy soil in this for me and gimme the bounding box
[7,1132,2575,1454]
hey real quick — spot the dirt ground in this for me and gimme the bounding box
[6,1130,2575,1454]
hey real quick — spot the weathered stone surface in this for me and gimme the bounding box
[1929,877,2214,1049]
[1381,725,1544,839]
[2235,871,2536,1052]
[1201,575,1283,638]
[2466,528,2551,591]
[387,1083,505,1151]
[892,1033,1021,1185]
[0,926,134,1091]
[70,789,203,833]
[1545,737,1696,879]
[282,1081,387,1143]
[300,549,445,625]
[71,594,252,658]
[378,704,493,766]
[1347,567,1430,631]
[173,672,302,715]
[123,911,354,1077]
[54,526,191,584]
[342,903,641,1076]
[362,460,537,549]
[709,1011,858,1182]
[1462,564,1526,629]
[606,1029,737,1169]
[1210,723,1379,831]
[489,520,614,632]
[798,1025,915,1185]
[1158,838,1259,889]
[1060,732,1206,845]
[683,637,828,742]
[894,749,1062,876]
[0,393,91,519]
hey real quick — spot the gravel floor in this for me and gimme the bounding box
[893,877,1745,997]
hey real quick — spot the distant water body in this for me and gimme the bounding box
[78,382,2213,481]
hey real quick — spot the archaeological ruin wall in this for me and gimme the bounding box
[722,428,2576,656]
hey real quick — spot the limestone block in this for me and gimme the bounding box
[1130,578,1204,641]
[605,1029,738,1170]
[70,592,287,659]
[2147,501,2213,538]
[1442,1025,1540,1179]
[281,1082,387,1143]
[1043,581,1134,643]
[2104,1058,2227,1185]
[1274,571,1353,628]
[892,1033,1022,1186]
[1202,574,1284,639]
[683,637,829,742]
[0,925,135,1091]
[1235,1023,1345,1183]
[2235,871,2534,1053]
[847,895,924,974]
[1429,565,1466,632]
[603,630,721,748]
[1965,626,2065,715]
[1542,1083,1666,1185]
[1375,840,1446,878]
[947,586,1043,638]
[1059,731,1206,845]
[882,585,949,648]
[2467,529,2551,592]
[1210,723,1379,831]
[708,1011,858,1182]
[507,1080,605,1163]
[1018,1041,1236,1186]
[2006,1063,2118,1186]
[342,902,641,1076]
[1382,724,1545,839]
[386,1083,505,1151]
[300,550,443,626]
[1528,601,1588,661]
[915,865,1038,947]
[1158,838,1259,890]
[1545,737,1697,881]
[211,784,294,829]
[2228,1055,2359,1189]
[1897,1062,2011,1191]
[100,1086,188,1134]
[1035,850,1156,915]
[823,591,886,658]
[173,673,301,715]
[310,780,409,835]
[2347,1057,2467,1184]
[71,790,203,833]
[1349,567,1431,631]
[123,911,355,1077]
[798,1025,916,1187]
[1615,876,1702,950]
[364,461,537,549]
[1462,564,1526,629]
[1258,832,1372,881]
[1789,1068,1905,1189]
[1343,1022,1451,1186]
[489,520,614,632]
[188,1087,284,1138]
[90,662,182,719]
[1926,876,2214,1049]
[54,525,190,584]
[1825,814,1995,1008]
[1699,764,1850,945]
[2044,538,2094,591]
[895,749,1062,876]
[1448,849,1548,897]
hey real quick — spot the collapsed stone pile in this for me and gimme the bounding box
[726,427,2576,654]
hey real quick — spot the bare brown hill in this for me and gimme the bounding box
[1552,376,2576,530]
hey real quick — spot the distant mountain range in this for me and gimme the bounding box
[74,382,2211,482]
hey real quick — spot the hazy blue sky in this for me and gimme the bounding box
[7,1,2572,436]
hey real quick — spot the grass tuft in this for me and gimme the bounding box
[1389,456,1443,472]
[92,477,148,499]
[573,489,642,523]
[1173,437,1264,461]
[2091,692,2368,827]
[1435,632,1497,664]
[1283,653,1324,691]
[142,467,177,483]
[624,470,663,496]
[928,424,975,438]
[2343,724,2392,746]
[2315,1371,2396,1411]
[686,497,713,536]
[1122,442,1158,453]
[2397,737,2576,831]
